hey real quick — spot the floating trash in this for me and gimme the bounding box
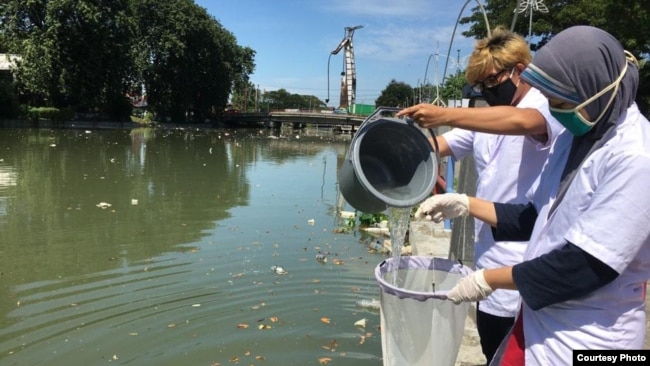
[315,252,328,263]
[339,211,356,219]
[356,298,381,310]
[271,265,288,275]
[354,318,367,328]
[370,240,388,253]
[370,240,383,251]
[96,202,112,209]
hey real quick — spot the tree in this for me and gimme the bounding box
[440,73,467,106]
[460,0,649,116]
[258,89,326,111]
[0,0,137,120]
[0,0,256,123]
[375,80,414,108]
[230,47,256,110]
[132,0,254,123]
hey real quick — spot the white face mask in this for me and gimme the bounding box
[549,60,628,135]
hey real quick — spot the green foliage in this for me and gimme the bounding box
[143,111,155,122]
[440,73,467,104]
[334,211,388,234]
[638,61,650,117]
[255,88,326,111]
[459,0,650,117]
[0,0,256,123]
[132,0,252,123]
[335,215,357,234]
[375,79,415,107]
[2,0,137,117]
[376,73,466,108]
[22,107,74,123]
[358,212,388,227]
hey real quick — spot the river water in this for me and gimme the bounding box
[0,126,386,365]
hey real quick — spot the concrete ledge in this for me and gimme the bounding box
[409,220,451,257]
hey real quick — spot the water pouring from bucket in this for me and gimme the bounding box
[338,107,440,282]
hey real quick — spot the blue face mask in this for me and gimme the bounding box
[549,61,628,136]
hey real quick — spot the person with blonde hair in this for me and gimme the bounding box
[398,25,562,364]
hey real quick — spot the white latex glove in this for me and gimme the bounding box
[447,269,494,304]
[414,193,470,222]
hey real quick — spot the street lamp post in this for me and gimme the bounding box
[442,0,491,83]
[424,51,469,107]
[423,53,435,102]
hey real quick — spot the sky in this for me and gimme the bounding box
[193,0,486,107]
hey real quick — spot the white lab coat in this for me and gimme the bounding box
[520,104,650,364]
[444,88,561,317]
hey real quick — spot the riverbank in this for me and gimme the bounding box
[0,118,145,130]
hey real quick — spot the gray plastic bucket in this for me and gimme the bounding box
[375,256,471,366]
[338,117,437,213]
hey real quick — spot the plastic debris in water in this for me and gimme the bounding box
[354,318,367,328]
[356,298,380,310]
[96,202,112,209]
[370,240,387,253]
[315,251,328,263]
[271,265,288,275]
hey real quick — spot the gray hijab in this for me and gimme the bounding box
[521,25,640,213]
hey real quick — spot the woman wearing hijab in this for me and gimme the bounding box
[414,25,650,365]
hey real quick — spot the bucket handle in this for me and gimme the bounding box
[358,106,402,130]
[347,106,441,165]
[344,108,442,189]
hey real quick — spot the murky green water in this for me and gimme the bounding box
[0,126,386,365]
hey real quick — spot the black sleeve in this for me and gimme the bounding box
[491,202,538,241]
[512,242,619,310]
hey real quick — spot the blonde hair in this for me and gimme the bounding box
[465,26,532,85]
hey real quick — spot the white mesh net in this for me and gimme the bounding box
[376,257,470,366]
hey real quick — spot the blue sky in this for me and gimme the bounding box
[194,0,487,107]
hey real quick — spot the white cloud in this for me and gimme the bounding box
[354,23,475,65]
